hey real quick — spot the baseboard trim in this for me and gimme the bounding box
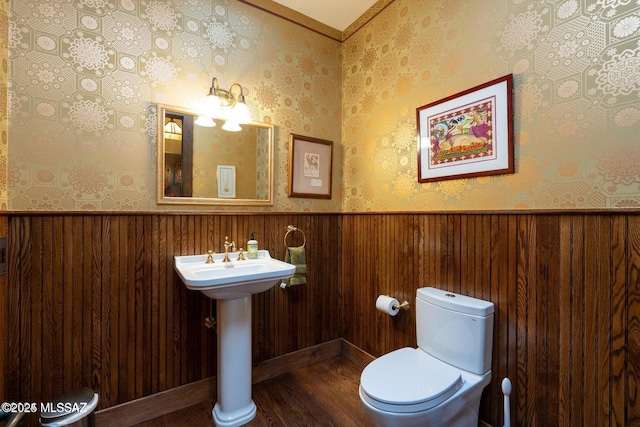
[341,338,375,369]
[95,339,343,427]
[254,338,342,383]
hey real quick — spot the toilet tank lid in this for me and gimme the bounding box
[418,287,494,317]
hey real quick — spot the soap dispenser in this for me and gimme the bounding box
[247,232,258,259]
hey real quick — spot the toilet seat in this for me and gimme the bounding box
[360,347,463,413]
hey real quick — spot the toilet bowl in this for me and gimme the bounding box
[359,287,494,427]
[359,347,491,427]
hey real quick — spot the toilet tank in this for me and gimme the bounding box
[416,287,494,375]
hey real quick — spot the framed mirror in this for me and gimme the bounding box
[157,104,274,206]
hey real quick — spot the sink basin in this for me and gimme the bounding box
[175,249,295,299]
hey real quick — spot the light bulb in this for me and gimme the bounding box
[231,101,252,124]
[222,121,242,132]
[195,116,216,127]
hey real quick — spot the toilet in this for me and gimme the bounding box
[359,287,494,427]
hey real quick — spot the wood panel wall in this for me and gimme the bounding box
[342,213,640,427]
[0,216,7,404]
[5,212,640,427]
[4,213,342,425]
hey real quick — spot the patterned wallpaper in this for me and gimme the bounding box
[343,0,640,210]
[0,0,7,210]
[7,0,342,211]
[6,0,640,212]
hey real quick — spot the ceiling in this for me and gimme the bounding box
[271,0,379,31]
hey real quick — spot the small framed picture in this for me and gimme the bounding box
[217,165,236,198]
[288,134,333,199]
[417,74,514,183]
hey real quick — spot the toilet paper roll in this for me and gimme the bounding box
[376,295,400,316]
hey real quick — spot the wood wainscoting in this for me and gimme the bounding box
[0,216,7,404]
[4,211,640,427]
[342,213,640,427]
[4,213,342,426]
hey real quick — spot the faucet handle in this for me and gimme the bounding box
[224,236,235,249]
[237,248,245,261]
[205,250,215,264]
[222,236,236,263]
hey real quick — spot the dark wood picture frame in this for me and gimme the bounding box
[288,134,333,199]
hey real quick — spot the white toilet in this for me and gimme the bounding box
[359,287,494,427]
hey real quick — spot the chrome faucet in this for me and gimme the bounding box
[223,236,235,263]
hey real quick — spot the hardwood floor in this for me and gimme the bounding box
[132,356,371,426]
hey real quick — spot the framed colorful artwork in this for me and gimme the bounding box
[288,134,333,199]
[417,74,514,183]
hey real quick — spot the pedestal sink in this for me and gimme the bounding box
[174,250,295,427]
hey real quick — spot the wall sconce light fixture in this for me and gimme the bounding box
[198,77,252,132]
[164,117,183,139]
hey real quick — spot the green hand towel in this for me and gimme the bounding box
[282,245,306,287]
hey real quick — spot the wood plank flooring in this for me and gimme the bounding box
[132,356,370,426]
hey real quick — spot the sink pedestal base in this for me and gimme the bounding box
[212,296,256,427]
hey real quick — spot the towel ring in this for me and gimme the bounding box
[284,225,306,248]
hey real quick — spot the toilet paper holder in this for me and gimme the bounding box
[393,300,410,311]
[376,295,410,316]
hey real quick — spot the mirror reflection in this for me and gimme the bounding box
[157,104,274,206]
